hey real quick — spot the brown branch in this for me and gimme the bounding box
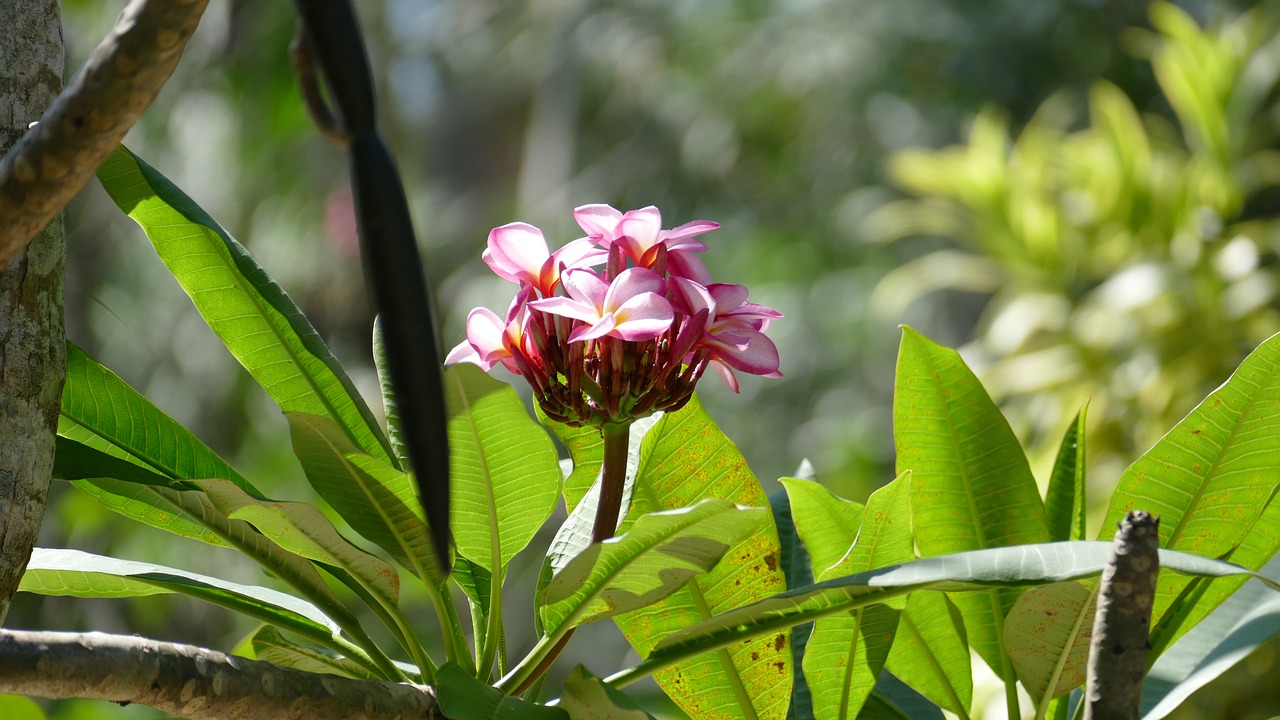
[0,0,209,268]
[1085,510,1160,720]
[0,629,442,720]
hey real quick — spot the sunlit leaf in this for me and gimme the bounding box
[446,363,561,574]
[625,542,1279,687]
[1101,330,1280,648]
[96,145,397,468]
[1004,581,1094,714]
[780,477,864,578]
[883,593,972,719]
[608,396,791,720]
[20,548,340,644]
[540,499,766,632]
[804,472,913,720]
[893,327,1049,675]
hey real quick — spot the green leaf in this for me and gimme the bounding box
[60,342,260,496]
[893,327,1049,675]
[538,408,605,513]
[804,473,913,720]
[780,477,865,578]
[619,542,1280,689]
[540,499,766,632]
[1004,581,1094,716]
[53,436,197,491]
[883,593,972,719]
[96,145,396,467]
[287,412,443,584]
[435,663,568,720]
[1045,404,1088,542]
[1101,331,1280,640]
[196,477,400,604]
[20,548,341,643]
[446,363,562,574]
[1151,492,1280,658]
[609,395,792,720]
[558,665,657,720]
[249,625,382,681]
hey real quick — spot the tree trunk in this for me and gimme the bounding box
[0,0,66,626]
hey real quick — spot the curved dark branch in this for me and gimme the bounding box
[0,629,440,720]
[0,0,208,268]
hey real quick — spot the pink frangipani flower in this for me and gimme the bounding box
[670,277,783,392]
[444,300,534,374]
[483,222,605,296]
[447,205,780,425]
[573,204,718,283]
[531,267,674,343]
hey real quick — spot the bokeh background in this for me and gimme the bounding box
[9,0,1280,717]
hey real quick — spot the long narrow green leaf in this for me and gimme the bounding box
[288,412,443,584]
[446,364,562,574]
[196,477,400,604]
[540,500,767,632]
[53,436,196,490]
[1045,404,1088,542]
[804,473,913,720]
[610,395,791,720]
[96,145,397,467]
[1100,330,1280,637]
[893,327,1049,677]
[61,342,260,496]
[612,542,1280,689]
[20,548,340,642]
[58,345,397,678]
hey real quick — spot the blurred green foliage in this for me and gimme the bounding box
[871,2,1280,488]
[14,0,1280,717]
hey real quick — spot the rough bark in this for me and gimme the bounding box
[0,629,442,719]
[0,0,67,627]
[1085,510,1160,720]
[0,0,209,266]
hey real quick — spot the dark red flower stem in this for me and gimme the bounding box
[592,421,632,543]
[510,421,632,696]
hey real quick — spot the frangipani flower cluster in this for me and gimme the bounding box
[447,204,781,427]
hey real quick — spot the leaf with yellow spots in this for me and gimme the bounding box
[607,394,791,720]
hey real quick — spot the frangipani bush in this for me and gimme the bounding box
[24,142,1280,720]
